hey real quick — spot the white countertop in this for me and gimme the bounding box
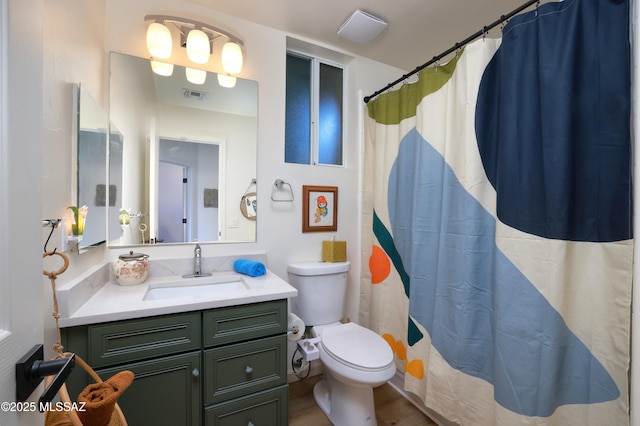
[57,270,298,328]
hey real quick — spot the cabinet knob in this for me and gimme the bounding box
[192,368,200,377]
[245,366,253,374]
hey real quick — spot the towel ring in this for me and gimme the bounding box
[271,179,294,202]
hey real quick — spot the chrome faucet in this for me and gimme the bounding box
[183,243,212,278]
[194,243,202,275]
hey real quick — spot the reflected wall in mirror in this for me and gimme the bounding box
[108,52,258,246]
[109,124,124,242]
[74,84,109,252]
[154,137,223,243]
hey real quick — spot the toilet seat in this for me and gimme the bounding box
[321,322,393,371]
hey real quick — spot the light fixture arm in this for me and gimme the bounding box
[144,14,244,46]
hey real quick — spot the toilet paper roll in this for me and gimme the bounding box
[287,313,305,341]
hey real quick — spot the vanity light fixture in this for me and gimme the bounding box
[186,67,207,85]
[144,14,245,78]
[217,73,237,88]
[146,22,173,58]
[221,41,243,74]
[150,60,174,76]
[186,28,210,64]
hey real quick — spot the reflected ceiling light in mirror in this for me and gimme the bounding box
[217,74,236,88]
[144,14,244,78]
[146,22,173,58]
[150,60,174,76]
[221,42,243,74]
[186,67,207,85]
[186,29,210,64]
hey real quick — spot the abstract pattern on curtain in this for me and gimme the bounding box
[361,0,631,425]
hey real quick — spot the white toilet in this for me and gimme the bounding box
[288,261,396,426]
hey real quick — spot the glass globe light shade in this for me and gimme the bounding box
[146,22,172,59]
[186,29,211,64]
[217,74,236,88]
[186,68,207,85]
[150,60,174,76]
[221,41,243,75]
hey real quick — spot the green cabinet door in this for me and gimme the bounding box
[98,351,202,426]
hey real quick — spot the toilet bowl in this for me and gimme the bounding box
[310,322,396,425]
[288,261,396,425]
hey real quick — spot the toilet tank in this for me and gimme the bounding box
[288,261,350,326]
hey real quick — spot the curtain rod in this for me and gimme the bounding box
[363,0,541,104]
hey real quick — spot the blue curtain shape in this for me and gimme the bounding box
[476,0,631,242]
[388,128,619,416]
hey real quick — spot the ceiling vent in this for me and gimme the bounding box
[183,89,208,100]
[337,10,387,44]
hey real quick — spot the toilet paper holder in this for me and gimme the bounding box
[287,313,305,342]
[288,323,302,336]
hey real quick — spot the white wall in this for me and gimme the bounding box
[0,1,44,425]
[41,0,108,279]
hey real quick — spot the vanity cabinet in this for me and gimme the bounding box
[61,299,289,426]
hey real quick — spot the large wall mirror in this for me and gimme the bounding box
[108,52,258,246]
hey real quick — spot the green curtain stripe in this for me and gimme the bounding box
[372,210,424,345]
[367,48,464,125]
[372,209,410,297]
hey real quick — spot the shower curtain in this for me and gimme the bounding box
[360,0,632,425]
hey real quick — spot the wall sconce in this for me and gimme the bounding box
[144,14,245,83]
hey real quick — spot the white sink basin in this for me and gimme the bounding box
[143,275,249,301]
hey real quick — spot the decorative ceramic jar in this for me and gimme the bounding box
[113,251,149,286]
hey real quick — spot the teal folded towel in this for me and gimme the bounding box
[234,259,266,277]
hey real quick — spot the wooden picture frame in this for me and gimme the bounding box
[302,185,338,232]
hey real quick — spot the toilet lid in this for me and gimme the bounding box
[321,322,393,370]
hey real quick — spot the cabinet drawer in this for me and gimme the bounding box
[205,384,288,426]
[88,312,201,367]
[203,300,287,347]
[204,335,287,405]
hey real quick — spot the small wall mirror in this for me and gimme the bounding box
[108,52,258,246]
[74,84,109,252]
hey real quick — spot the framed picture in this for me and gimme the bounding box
[203,188,218,208]
[302,185,338,232]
